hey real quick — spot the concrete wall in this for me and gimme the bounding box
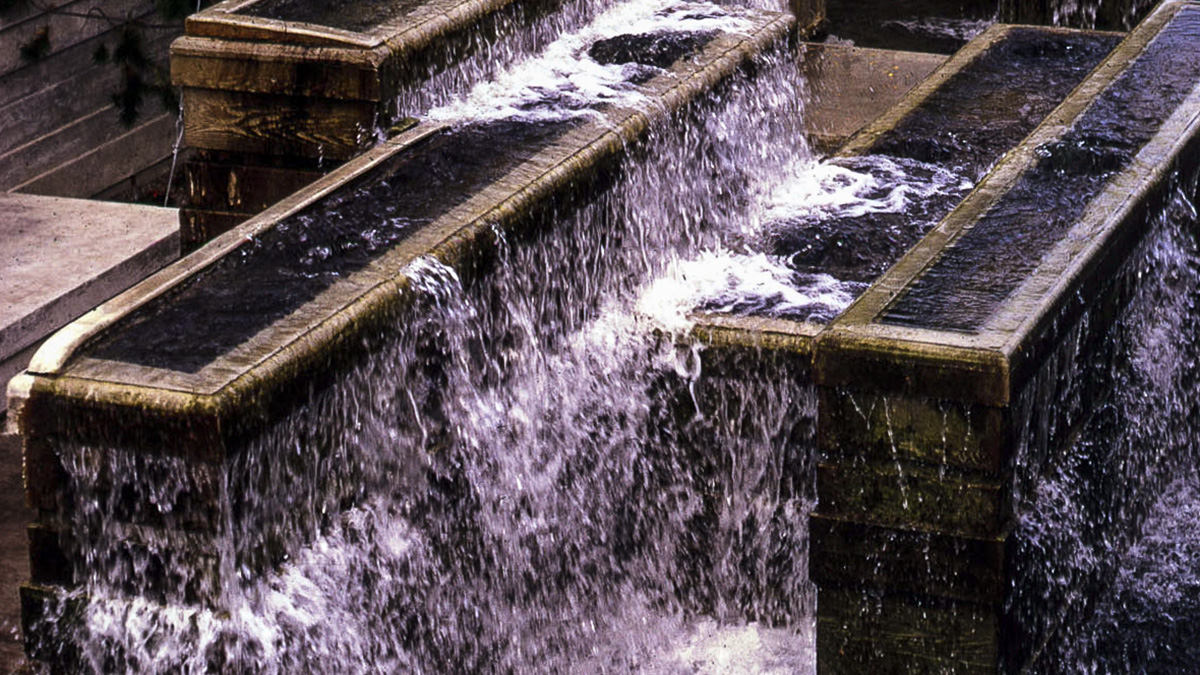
[0,0,182,200]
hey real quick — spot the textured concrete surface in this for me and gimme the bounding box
[0,193,179,410]
[801,42,946,153]
[0,431,30,673]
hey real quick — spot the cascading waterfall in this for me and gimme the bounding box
[1041,0,1158,29]
[35,2,852,671]
[42,0,1200,670]
[389,0,620,122]
[1005,167,1200,673]
[388,0,796,120]
[993,0,1159,32]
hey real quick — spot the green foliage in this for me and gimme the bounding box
[106,25,178,127]
[19,25,51,61]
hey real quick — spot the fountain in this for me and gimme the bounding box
[172,0,824,247]
[8,0,1200,672]
[12,2,818,670]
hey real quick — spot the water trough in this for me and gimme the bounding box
[173,0,825,248]
[174,0,606,247]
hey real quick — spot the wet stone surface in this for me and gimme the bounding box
[236,0,426,32]
[882,8,1200,332]
[89,120,578,373]
[761,27,1120,302]
[822,0,995,54]
[588,31,716,69]
[767,156,971,285]
[871,28,1123,179]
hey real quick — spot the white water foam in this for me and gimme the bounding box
[880,17,991,42]
[654,619,814,674]
[637,250,858,331]
[427,0,756,124]
[750,154,972,237]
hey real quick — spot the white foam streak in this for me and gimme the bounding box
[637,251,858,332]
[660,619,814,674]
[428,0,755,124]
[879,17,991,41]
[749,155,972,236]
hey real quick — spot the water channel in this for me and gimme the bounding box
[23,0,1200,672]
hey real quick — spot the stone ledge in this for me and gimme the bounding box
[0,194,179,412]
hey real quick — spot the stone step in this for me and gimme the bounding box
[0,193,179,412]
[172,0,612,250]
[10,111,178,199]
[0,103,171,194]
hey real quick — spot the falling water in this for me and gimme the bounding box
[1040,0,1158,30]
[1005,167,1200,673]
[389,0,620,119]
[37,0,1200,670]
[32,1,846,671]
[992,0,1159,30]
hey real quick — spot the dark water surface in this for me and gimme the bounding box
[237,0,426,32]
[766,27,1118,295]
[882,8,1200,332]
[91,121,577,373]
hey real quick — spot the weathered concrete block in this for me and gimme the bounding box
[816,462,1009,538]
[816,586,1001,675]
[818,388,1009,473]
[810,515,1008,605]
[808,3,1200,671]
[26,524,69,587]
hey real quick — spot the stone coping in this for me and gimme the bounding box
[185,0,523,49]
[9,10,794,437]
[693,2,1200,409]
[172,0,585,109]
